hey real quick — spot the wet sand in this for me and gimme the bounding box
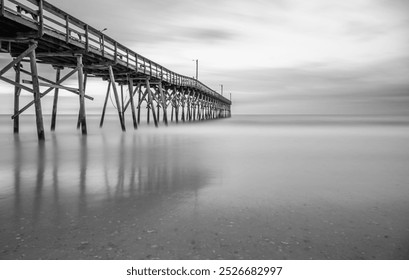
[1,115,409,259]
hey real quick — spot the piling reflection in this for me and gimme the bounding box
[1,129,211,258]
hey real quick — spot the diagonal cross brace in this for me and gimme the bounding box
[0,43,38,77]
[11,67,79,119]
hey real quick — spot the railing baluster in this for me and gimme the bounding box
[38,0,44,37]
[85,24,89,52]
[65,15,69,43]
[1,0,5,16]
[114,41,117,63]
[101,34,105,57]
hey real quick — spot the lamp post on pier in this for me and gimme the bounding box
[192,59,199,81]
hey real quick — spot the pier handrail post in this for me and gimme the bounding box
[65,15,69,43]
[38,0,44,37]
[1,0,5,16]
[85,24,89,52]
[114,42,118,64]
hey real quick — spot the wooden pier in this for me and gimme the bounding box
[0,0,232,140]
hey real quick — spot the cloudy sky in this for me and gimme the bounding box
[1,0,408,115]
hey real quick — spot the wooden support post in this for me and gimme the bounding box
[127,77,138,129]
[77,72,87,129]
[50,67,61,131]
[158,81,168,126]
[156,88,160,123]
[13,64,21,134]
[137,86,142,124]
[187,90,191,121]
[146,79,158,127]
[174,87,179,123]
[147,102,150,124]
[192,94,196,121]
[196,96,200,120]
[28,41,45,141]
[121,84,125,123]
[181,89,185,122]
[99,81,111,127]
[108,66,126,131]
[76,55,87,134]
[203,98,206,120]
[65,15,69,43]
[199,99,203,120]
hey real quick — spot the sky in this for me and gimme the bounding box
[1,0,409,115]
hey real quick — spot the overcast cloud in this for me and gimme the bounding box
[1,0,408,115]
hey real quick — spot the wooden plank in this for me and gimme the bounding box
[36,52,78,57]
[22,80,78,92]
[0,76,35,94]
[19,70,94,100]
[10,0,38,16]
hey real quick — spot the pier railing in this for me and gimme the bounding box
[1,0,231,104]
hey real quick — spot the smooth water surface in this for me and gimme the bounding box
[0,114,408,259]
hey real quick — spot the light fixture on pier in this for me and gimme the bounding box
[192,59,198,80]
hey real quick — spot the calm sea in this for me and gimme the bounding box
[0,114,408,259]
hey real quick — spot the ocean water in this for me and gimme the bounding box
[0,114,408,259]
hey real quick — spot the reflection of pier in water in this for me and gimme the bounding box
[1,132,210,258]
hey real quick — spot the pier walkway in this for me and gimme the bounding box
[0,0,232,140]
